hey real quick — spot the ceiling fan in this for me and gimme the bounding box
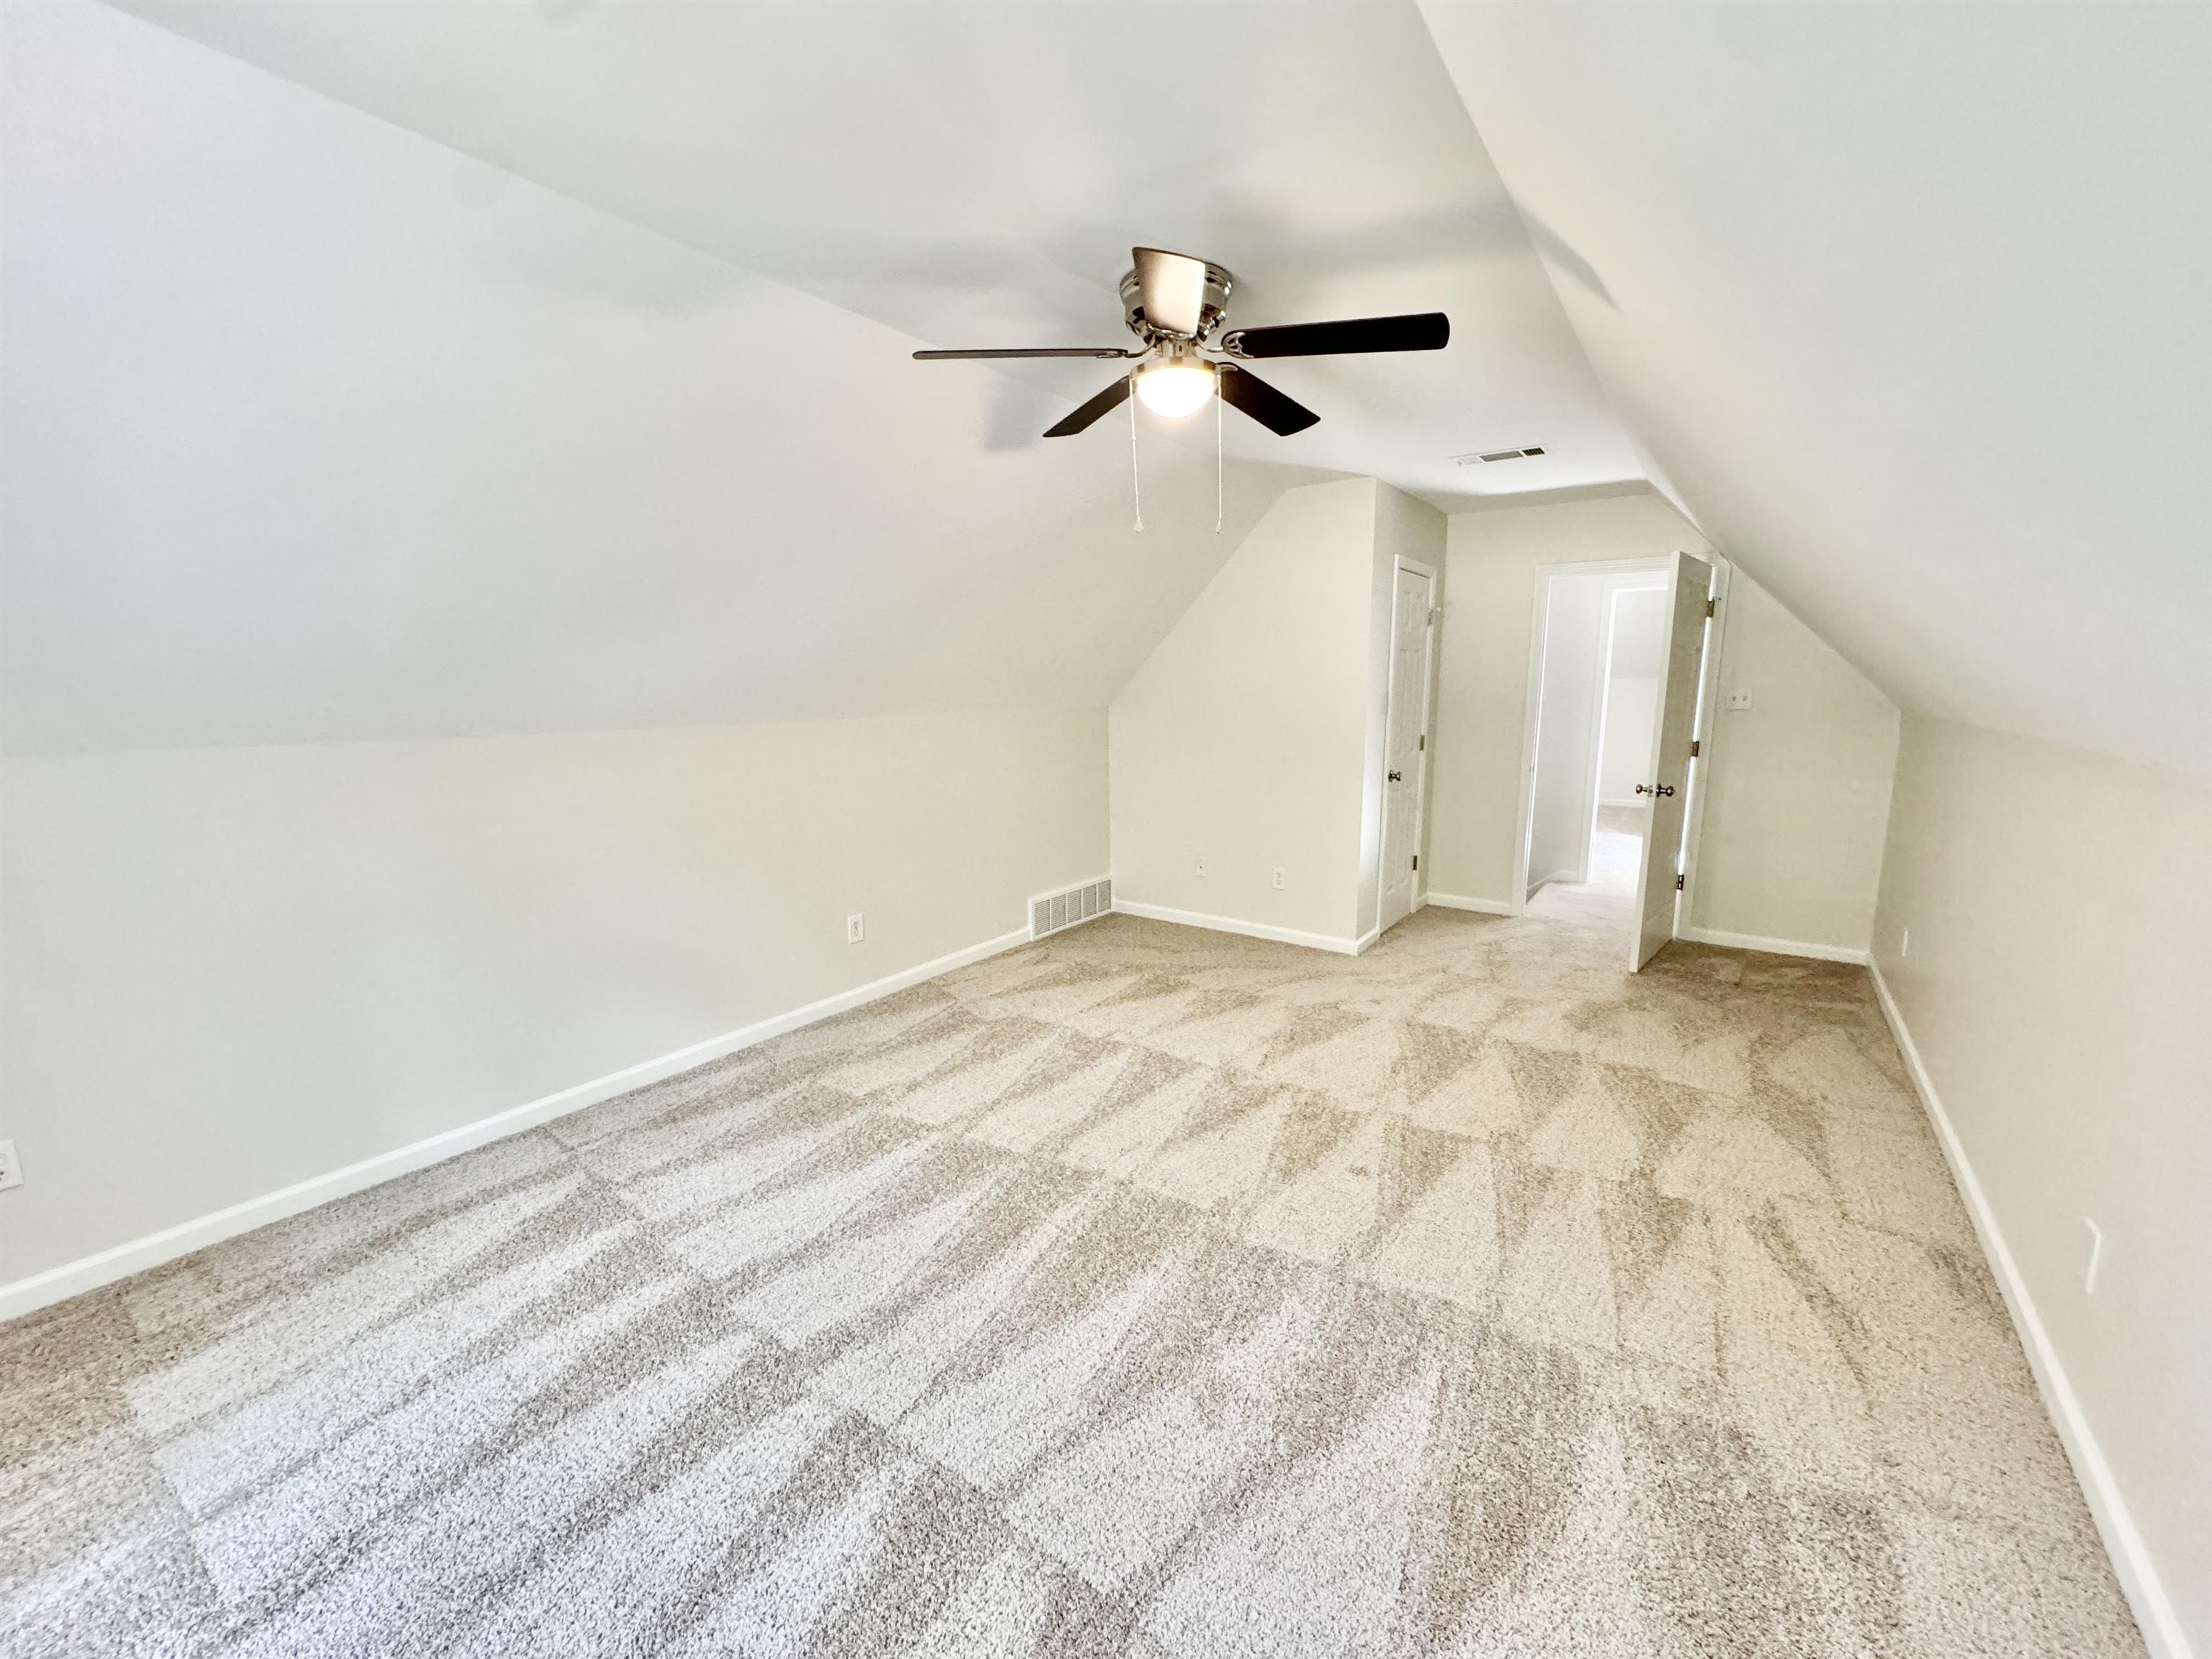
[913,247,1450,439]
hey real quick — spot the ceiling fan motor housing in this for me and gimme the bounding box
[1120,258,1236,342]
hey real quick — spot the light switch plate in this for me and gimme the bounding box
[0,1140,22,1194]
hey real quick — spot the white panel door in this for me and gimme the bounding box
[1378,565,1436,935]
[1629,551,1715,971]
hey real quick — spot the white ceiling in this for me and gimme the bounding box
[112,0,1643,507]
[1421,2,2212,775]
[0,4,1322,752]
[19,3,2201,773]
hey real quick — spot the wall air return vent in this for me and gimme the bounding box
[1451,446,1547,465]
[1030,876,1112,940]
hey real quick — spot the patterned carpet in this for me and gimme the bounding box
[4,905,2142,1657]
[1527,802,1645,930]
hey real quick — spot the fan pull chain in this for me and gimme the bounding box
[1214,372,1224,534]
[1127,378,1143,531]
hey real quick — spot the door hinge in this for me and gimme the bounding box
[1412,855,1419,871]
[1418,734,1425,750]
[1689,738,1700,757]
[1675,873,1685,891]
[1704,597,1717,617]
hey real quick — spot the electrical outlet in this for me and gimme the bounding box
[846,913,865,945]
[1726,688,1753,711]
[2083,1218,2104,1294]
[1272,866,1286,889]
[1195,855,1207,878]
[0,1140,21,1194]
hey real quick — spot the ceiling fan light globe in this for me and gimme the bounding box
[1134,362,1215,419]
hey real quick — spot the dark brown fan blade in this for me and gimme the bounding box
[1218,365,1319,436]
[914,347,1140,360]
[1220,313,1449,359]
[1043,374,1134,438]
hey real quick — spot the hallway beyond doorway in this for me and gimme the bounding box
[1528,801,1644,930]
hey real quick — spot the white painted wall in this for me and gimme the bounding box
[0,3,1308,756]
[1426,491,1898,955]
[1527,574,1607,891]
[1595,678,1658,803]
[1430,493,1694,907]
[1872,715,2210,1653]
[1110,478,1382,949]
[0,709,1107,1294]
[0,6,1161,1313]
[1420,2,2212,775]
[1696,576,1899,951]
[1596,585,1665,804]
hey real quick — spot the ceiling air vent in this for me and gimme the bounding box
[1452,446,1547,465]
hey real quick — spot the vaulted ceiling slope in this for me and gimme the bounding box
[1,4,1320,753]
[112,0,1641,508]
[1421,3,2212,775]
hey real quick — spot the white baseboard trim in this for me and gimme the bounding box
[1676,925,1870,965]
[1424,891,1515,917]
[0,925,1034,1324]
[1110,899,1363,956]
[1870,963,2191,1659]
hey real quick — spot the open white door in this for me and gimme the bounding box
[1628,551,1715,970]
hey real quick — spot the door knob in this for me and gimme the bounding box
[1388,770,1403,782]
[1635,783,1676,798]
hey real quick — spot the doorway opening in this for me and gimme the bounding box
[1515,554,1724,968]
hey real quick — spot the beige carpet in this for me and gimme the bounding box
[3,905,2142,1657]
[1528,803,1646,932]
